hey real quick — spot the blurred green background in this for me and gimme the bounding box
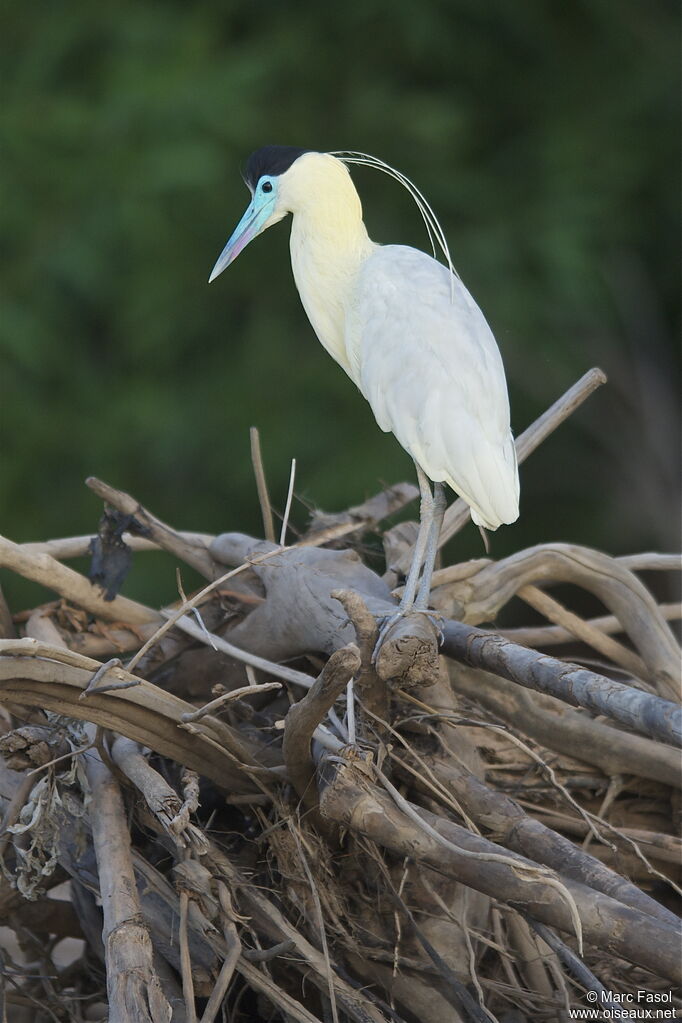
[2,0,680,609]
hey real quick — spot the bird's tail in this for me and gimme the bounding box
[450,434,520,531]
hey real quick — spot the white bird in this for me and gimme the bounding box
[209,146,519,634]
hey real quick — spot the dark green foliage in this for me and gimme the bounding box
[1,1,679,607]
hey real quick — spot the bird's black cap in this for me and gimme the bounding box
[243,146,309,190]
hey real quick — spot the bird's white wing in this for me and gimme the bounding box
[344,245,519,529]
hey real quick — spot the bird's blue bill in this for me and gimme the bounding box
[209,198,272,283]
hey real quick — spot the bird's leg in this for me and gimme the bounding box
[414,481,446,609]
[399,463,435,610]
[373,464,437,660]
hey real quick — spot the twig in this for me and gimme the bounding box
[280,458,297,546]
[241,939,295,962]
[390,699,678,926]
[206,845,387,1023]
[368,760,583,953]
[79,656,138,699]
[438,543,681,698]
[19,532,215,561]
[331,589,386,722]
[287,821,339,1023]
[199,883,242,1023]
[0,584,15,639]
[0,534,160,626]
[390,890,492,1023]
[0,773,36,861]
[86,476,216,580]
[517,584,648,680]
[0,638,269,792]
[346,679,356,744]
[124,538,326,675]
[437,367,608,548]
[525,918,631,1018]
[26,740,96,778]
[250,427,276,543]
[163,612,315,689]
[618,553,681,572]
[497,601,681,647]
[110,737,208,853]
[318,756,682,982]
[178,889,198,1023]
[409,697,682,904]
[304,481,419,540]
[181,682,282,723]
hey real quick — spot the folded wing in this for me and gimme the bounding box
[345,245,519,529]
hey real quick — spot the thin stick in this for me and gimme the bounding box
[250,427,276,543]
[199,883,242,1023]
[125,525,371,676]
[165,612,315,688]
[179,890,198,1023]
[441,618,682,748]
[498,601,681,647]
[0,534,159,627]
[86,476,216,580]
[618,553,681,572]
[125,544,295,673]
[438,367,607,547]
[26,741,96,777]
[85,732,171,1020]
[175,568,218,652]
[287,821,340,1023]
[517,584,648,680]
[346,679,356,745]
[181,682,282,723]
[280,458,297,546]
[0,774,36,860]
[0,583,15,639]
[525,918,626,1018]
[17,531,214,561]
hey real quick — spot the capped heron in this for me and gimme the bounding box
[209,146,519,639]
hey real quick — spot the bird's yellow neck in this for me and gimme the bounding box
[281,154,376,374]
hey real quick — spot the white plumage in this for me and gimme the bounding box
[210,147,519,624]
[346,244,519,529]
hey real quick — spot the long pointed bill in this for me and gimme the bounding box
[208,199,272,283]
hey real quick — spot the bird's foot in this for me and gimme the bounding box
[372,606,444,663]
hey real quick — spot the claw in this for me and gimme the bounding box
[372,609,405,662]
[372,606,444,663]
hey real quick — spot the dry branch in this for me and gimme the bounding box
[305,481,419,539]
[0,534,160,625]
[397,752,678,927]
[498,601,681,647]
[517,583,648,679]
[0,640,275,792]
[86,476,217,580]
[442,619,681,747]
[283,645,361,814]
[434,367,608,550]
[85,739,172,1022]
[451,664,681,788]
[434,542,681,698]
[210,533,441,687]
[0,461,679,1020]
[318,754,682,983]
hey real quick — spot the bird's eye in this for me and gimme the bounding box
[261,181,273,193]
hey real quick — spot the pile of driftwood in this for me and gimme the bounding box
[0,369,680,1023]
